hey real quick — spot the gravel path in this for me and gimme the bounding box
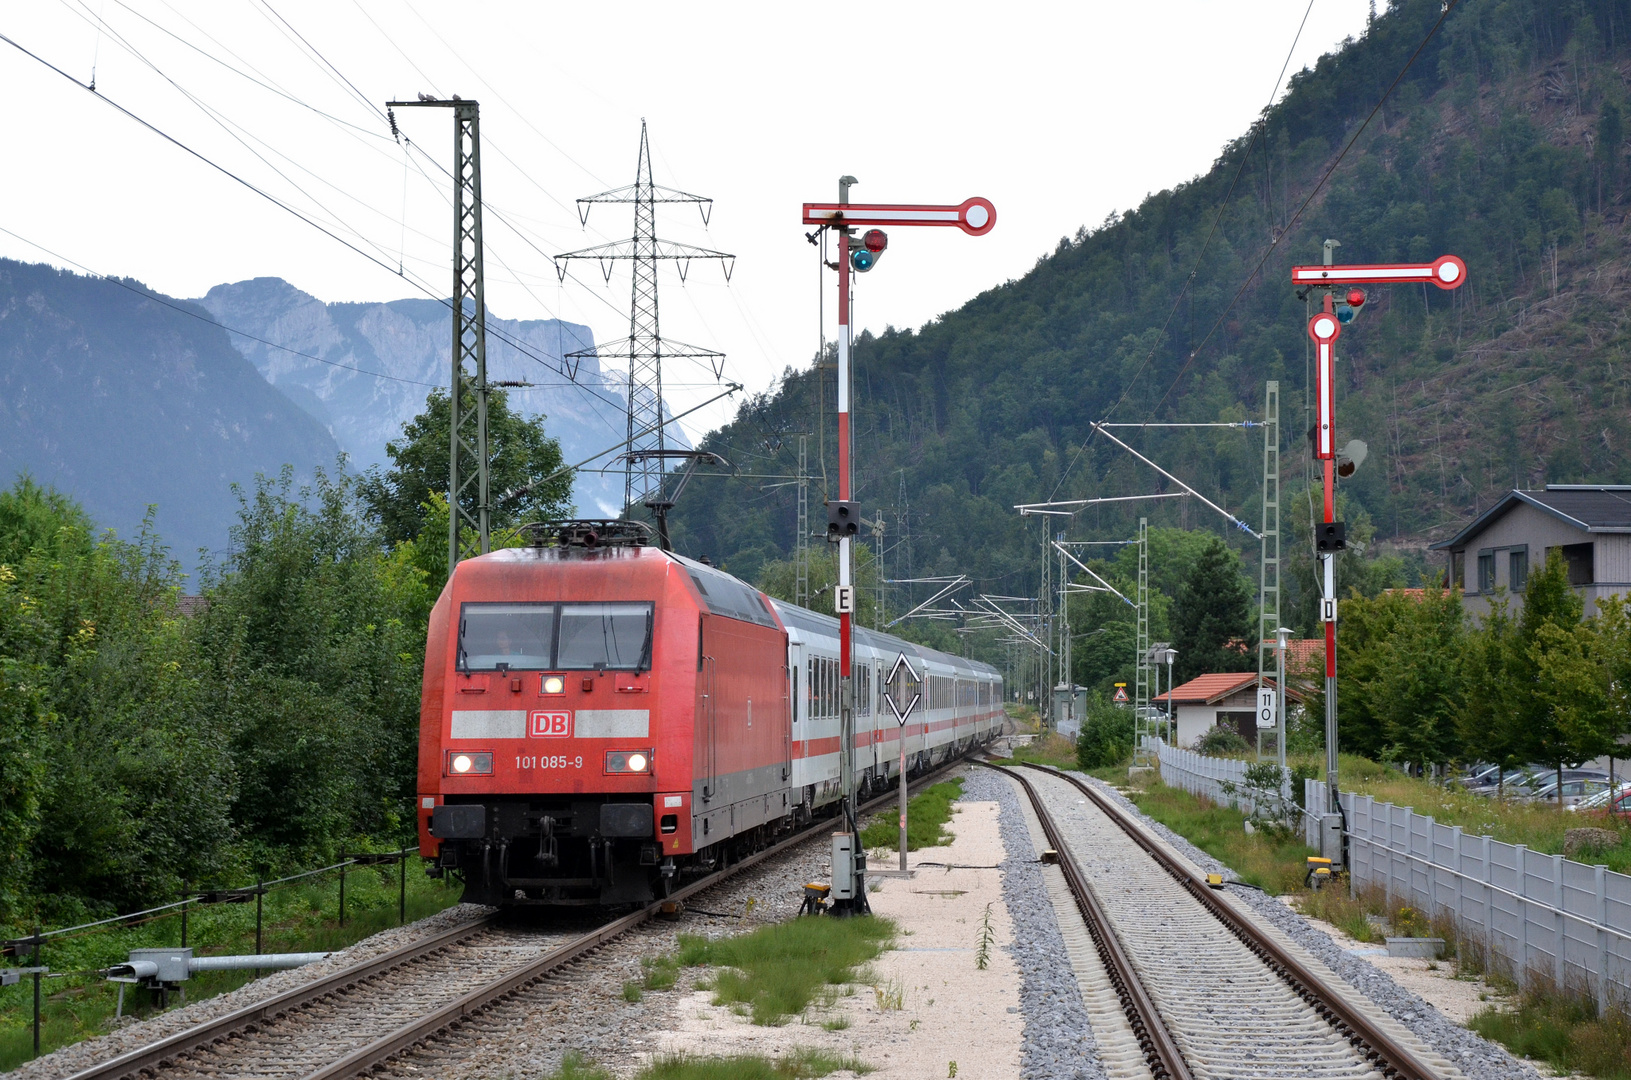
[1068,768,1546,1080]
[962,764,1108,1080]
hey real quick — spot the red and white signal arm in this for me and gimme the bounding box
[1290,254,1466,290]
[802,197,996,236]
[1308,312,1341,460]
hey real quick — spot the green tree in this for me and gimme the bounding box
[1075,695,1135,768]
[1340,586,1467,771]
[756,544,883,628]
[193,465,426,867]
[360,385,575,545]
[1461,549,1593,798]
[1169,536,1254,683]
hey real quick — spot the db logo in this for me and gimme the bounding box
[529,711,571,737]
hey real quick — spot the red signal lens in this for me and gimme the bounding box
[1346,288,1366,307]
[863,229,888,253]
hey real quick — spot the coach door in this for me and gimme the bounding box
[696,615,717,802]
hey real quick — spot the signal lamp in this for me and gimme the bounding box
[863,228,888,253]
[850,248,877,273]
[541,675,565,695]
[1336,287,1367,325]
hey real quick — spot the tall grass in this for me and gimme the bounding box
[635,1049,873,1079]
[1471,991,1631,1079]
[1008,733,1078,771]
[1127,781,1317,894]
[859,779,963,852]
[677,916,895,1025]
[1304,754,1631,872]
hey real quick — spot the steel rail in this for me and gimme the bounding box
[979,761,1191,1080]
[1006,760,1443,1080]
[66,746,984,1080]
[304,749,981,1080]
[62,915,502,1080]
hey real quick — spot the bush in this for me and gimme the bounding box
[1076,696,1134,769]
[1195,725,1250,755]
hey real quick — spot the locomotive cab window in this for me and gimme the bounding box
[556,602,654,670]
[458,603,556,671]
[457,601,653,672]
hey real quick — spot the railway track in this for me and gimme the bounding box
[59,752,976,1080]
[991,760,1457,1080]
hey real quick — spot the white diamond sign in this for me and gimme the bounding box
[885,652,920,727]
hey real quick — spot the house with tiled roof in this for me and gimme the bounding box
[1154,672,1305,749]
[1429,485,1631,619]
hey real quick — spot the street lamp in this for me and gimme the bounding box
[1160,648,1178,744]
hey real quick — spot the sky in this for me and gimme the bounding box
[2,1,1374,445]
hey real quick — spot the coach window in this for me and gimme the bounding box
[556,602,654,671]
[458,603,555,671]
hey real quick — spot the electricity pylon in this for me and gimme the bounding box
[388,96,490,574]
[555,121,735,512]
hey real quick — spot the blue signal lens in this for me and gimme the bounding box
[1336,304,1356,323]
[850,248,876,273]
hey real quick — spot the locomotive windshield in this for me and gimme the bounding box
[457,601,653,672]
[458,603,556,671]
[557,603,653,670]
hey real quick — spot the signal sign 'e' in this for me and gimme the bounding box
[530,711,570,737]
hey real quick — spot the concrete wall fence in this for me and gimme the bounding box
[1146,737,1631,1009]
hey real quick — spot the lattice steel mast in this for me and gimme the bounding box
[555,121,735,512]
[796,434,810,609]
[1256,381,1282,765]
[1134,518,1152,762]
[389,97,491,574]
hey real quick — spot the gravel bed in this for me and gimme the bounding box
[374,833,838,1079]
[1070,769,1545,1080]
[14,837,835,1080]
[962,764,1107,1080]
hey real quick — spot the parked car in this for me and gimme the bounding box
[1522,778,1613,807]
[1568,782,1631,813]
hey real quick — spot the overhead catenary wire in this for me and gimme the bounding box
[0,30,644,428]
[1145,0,1462,417]
[0,224,439,388]
[1045,0,1318,501]
[42,0,676,432]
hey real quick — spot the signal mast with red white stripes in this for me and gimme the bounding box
[1289,243,1466,862]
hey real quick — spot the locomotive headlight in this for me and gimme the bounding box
[605,750,654,774]
[541,675,565,695]
[448,751,493,776]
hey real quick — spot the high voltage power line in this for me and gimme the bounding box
[6,4,751,450]
[0,28,640,427]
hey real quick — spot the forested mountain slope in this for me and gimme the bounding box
[0,260,340,566]
[664,0,1631,634]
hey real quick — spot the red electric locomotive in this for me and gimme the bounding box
[417,521,1002,906]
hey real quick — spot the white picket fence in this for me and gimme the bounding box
[1148,734,1631,1007]
[1144,737,1296,822]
